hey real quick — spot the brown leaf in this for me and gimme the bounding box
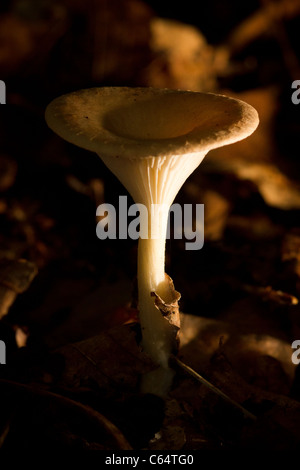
[0,258,37,319]
[143,18,218,91]
[0,286,17,319]
[34,277,133,348]
[56,323,155,395]
[179,312,296,396]
[202,88,300,209]
[0,258,37,294]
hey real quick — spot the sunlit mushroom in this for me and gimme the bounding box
[45,87,259,395]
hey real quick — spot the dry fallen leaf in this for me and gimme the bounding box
[232,162,300,210]
[200,87,300,209]
[0,258,37,319]
[56,323,155,394]
[143,17,218,91]
[179,312,296,395]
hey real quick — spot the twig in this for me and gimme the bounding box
[171,356,257,422]
[226,0,300,78]
[243,284,298,306]
[0,378,132,450]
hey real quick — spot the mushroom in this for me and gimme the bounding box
[45,87,259,395]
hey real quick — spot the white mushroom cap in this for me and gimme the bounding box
[45,87,259,160]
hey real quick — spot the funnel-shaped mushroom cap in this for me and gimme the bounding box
[45,87,259,159]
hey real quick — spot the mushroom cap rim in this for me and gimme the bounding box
[45,86,259,159]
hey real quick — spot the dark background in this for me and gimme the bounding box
[0,0,300,451]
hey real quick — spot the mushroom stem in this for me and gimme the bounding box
[137,209,171,369]
[100,152,206,394]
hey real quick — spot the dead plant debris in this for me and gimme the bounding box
[0,0,300,451]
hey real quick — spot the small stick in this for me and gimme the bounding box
[171,356,257,421]
[0,378,132,449]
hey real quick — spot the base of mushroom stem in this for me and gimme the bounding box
[138,273,181,397]
[140,364,176,397]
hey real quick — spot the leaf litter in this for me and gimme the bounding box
[0,0,300,451]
